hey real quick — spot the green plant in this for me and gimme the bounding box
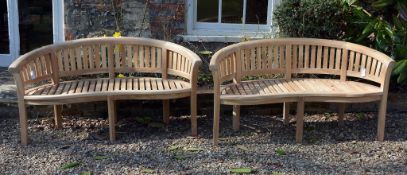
[355,112,367,120]
[342,0,407,84]
[230,167,252,174]
[61,162,81,171]
[275,148,286,156]
[274,0,348,39]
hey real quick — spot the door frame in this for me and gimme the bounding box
[0,0,19,67]
[0,0,64,67]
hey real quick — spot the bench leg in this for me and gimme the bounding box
[213,99,220,146]
[296,99,304,144]
[338,103,346,126]
[377,97,387,141]
[18,100,28,145]
[163,100,170,125]
[54,105,63,129]
[283,102,290,124]
[191,94,198,136]
[107,97,117,141]
[232,105,240,131]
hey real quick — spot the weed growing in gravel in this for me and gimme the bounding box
[94,155,110,160]
[61,162,81,171]
[355,113,367,120]
[79,171,91,175]
[230,167,252,174]
[275,148,286,156]
[141,168,155,173]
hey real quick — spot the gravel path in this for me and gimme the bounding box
[1,112,406,174]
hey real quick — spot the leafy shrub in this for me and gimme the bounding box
[342,0,407,84]
[275,0,407,85]
[273,0,347,39]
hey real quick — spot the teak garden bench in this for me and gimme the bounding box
[210,38,395,145]
[9,37,201,145]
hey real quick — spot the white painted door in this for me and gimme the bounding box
[0,0,64,67]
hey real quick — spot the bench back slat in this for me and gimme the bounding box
[113,44,162,74]
[239,44,288,78]
[18,51,54,84]
[291,44,344,76]
[9,37,201,90]
[167,49,195,80]
[210,38,394,88]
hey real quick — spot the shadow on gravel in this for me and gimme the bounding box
[1,112,406,174]
[6,111,407,146]
[215,112,407,146]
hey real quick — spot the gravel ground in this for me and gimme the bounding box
[0,111,406,175]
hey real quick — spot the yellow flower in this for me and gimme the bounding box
[113,31,121,38]
[117,73,125,78]
[113,31,123,53]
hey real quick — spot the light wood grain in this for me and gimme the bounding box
[210,38,395,145]
[233,105,240,131]
[9,37,202,145]
[296,98,304,143]
[54,105,63,129]
[338,103,346,126]
[283,102,290,124]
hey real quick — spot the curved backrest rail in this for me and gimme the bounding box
[210,38,395,88]
[9,37,201,90]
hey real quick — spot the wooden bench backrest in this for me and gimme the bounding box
[9,37,201,90]
[10,45,57,85]
[210,38,394,89]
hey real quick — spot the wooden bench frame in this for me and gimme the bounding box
[210,38,395,145]
[9,37,202,145]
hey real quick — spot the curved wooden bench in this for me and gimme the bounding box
[210,38,394,145]
[9,37,202,145]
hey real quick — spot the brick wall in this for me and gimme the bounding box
[64,0,185,41]
[148,0,185,40]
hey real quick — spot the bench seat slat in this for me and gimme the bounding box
[68,81,78,94]
[151,79,158,90]
[126,78,132,90]
[220,79,382,101]
[48,83,59,95]
[114,78,121,91]
[268,80,285,94]
[41,85,52,95]
[120,78,127,91]
[24,78,191,101]
[82,80,90,93]
[55,83,65,95]
[258,80,272,94]
[95,79,103,92]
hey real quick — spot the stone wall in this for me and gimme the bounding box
[64,0,185,41]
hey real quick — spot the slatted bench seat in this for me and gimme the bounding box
[25,78,191,102]
[9,37,201,145]
[210,38,394,145]
[220,79,382,104]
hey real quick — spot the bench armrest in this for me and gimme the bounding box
[9,45,58,91]
[210,45,239,85]
[165,44,202,87]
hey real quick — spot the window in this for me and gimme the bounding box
[186,0,277,40]
[0,0,10,54]
[0,0,64,67]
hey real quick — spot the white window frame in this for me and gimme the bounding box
[0,0,64,67]
[53,0,65,44]
[0,0,19,67]
[184,0,279,41]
